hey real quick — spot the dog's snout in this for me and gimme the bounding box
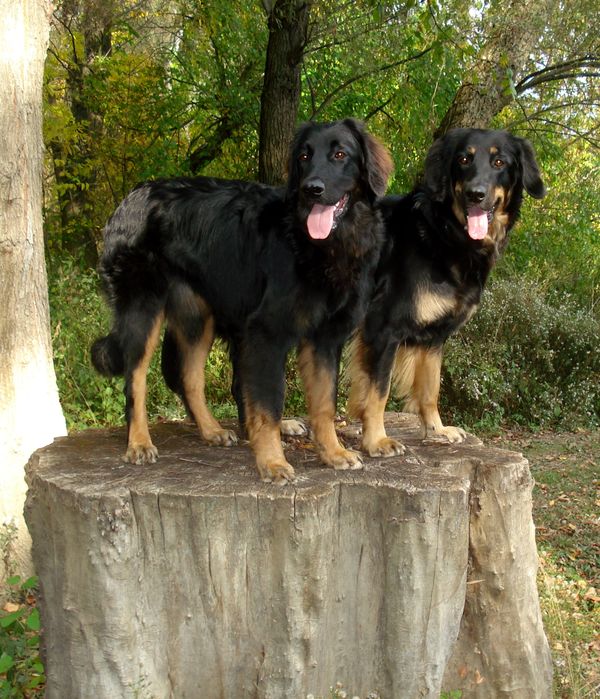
[303,178,325,197]
[465,186,486,204]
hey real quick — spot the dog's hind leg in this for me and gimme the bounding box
[163,286,237,447]
[172,315,238,447]
[124,311,164,464]
[347,333,405,457]
[299,341,364,469]
[407,345,466,443]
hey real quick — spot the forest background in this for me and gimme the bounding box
[44,0,599,434]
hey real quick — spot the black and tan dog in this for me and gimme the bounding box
[92,119,392,483]
[348,128,546,456]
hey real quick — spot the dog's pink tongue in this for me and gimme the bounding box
[467,207,489,240]
[307,203,336,240]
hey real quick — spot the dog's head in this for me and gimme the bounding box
[288,118,393,241]
[423,128,546,244]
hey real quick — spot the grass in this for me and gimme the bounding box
[492,429,600,698]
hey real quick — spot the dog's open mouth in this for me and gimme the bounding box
[306,193,349,240]
[465,205,495,240]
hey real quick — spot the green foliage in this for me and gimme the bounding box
[0,577,44,698]
[500,141,600,309]
[439,277,600,432]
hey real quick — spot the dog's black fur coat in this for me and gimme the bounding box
[92,118,392,480]
[348,128,546,454]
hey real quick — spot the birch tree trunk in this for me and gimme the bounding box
[0,0,66,581]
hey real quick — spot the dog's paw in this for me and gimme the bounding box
[124,443,158,465]
[321,447,364,471]
[281,419,307,437]
[363,436,405,458]
[205,428,238,447]
[423,424,467,444]
[257,459,296,485]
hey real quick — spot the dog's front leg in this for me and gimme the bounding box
[298,341,363,470]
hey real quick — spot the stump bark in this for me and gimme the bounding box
[24,413,552,699]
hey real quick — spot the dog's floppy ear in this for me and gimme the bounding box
[515,136,546,199]
[343,118,394,200]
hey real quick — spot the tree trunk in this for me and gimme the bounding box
[258,0,311,185]
[0,0,66,582]
[435,0,553,136]
[25,414,552,698]
[45,1,115,267]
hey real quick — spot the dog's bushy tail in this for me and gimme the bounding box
[91,333,125,377]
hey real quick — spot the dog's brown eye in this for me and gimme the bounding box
[493,158,505,168]
[299,153,309,161]
[458,155,469,166]
[334,151,346,160]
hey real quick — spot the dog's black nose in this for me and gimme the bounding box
[465,187,486,204]
[303,178,325,197]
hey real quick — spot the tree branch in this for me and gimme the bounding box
[516,56,600,92]
[310,46,434,120]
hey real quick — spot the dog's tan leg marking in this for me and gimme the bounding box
[175,316,237,447]
[126,312,164,464]
[245,405,295,484]
[361,383,405,457]
[299,343,362,470]
[410,346,466,443]
[347,334,405,457]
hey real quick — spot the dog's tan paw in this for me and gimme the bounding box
[124,443,158,465]
[257,459,296,485]
[363,436,405,458]
[423,425,467,443]
[205,429,238,447]
[281,419,307,437]
[321,447,364,471]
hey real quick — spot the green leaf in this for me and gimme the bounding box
[26,608,41,631]
[0,652,13,674]
[6,576,20,586]
[0,608,24,628]
[21,576,39,591]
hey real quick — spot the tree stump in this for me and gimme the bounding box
[24,413,552,699]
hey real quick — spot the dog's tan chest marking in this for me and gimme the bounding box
[414,285,456,325]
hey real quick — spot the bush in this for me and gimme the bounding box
[439,278,600,432]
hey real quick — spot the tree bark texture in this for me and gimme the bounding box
[0,0,66,580]
[25,414,552,698]
[435,0,553,136]
[258,0,311,185]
